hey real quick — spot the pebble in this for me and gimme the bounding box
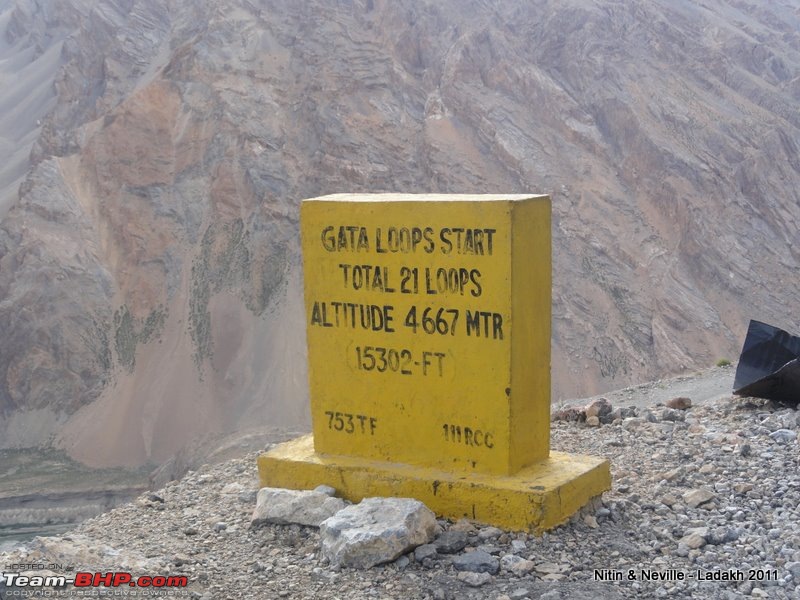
[683,487,716,508]
[413,543,437,562]
[433,530,468,554]
[456,571,492,587]
[451,550,500,574]
[477,526,504,541]
[666,397,692,410]
[679,532,707,549]
[769,429,797,444]
[509,558,536,576]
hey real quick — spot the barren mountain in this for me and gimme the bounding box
[0,0,798,467]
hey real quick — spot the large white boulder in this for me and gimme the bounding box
[319,497,437,568]
[250,487,347,527]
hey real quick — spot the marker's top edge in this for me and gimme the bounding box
[302,193,549,203]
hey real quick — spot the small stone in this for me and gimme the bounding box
[509,589,531,600]
[622,417,644,430]
[319,497,437,568]
[394,555,410,569]
[785,562,800,581]
[737,443,752,457]
[220,482,244,494]
[510,539,527,553]
[586,415,600,427]
[452,550,500,574]
[251,487,347,528]
[510,559,536,576]
[783,412,800,429]
[666,397,692,410]
[660,494,678,507]
[314,485,337,497]
[213,522,227,532]
[457,571,492,587]
[434,530,468,554]
[449,518,476,534]
[414,544,438,562]
[683,488,716,508]
[477,526,504,541]
[610,406,636,421]
[477,544,502,555]
[552,407,583,422]
[769,429,797,444]
[679,533,707,549]
[583,515,599,528]
[661,467,683,481]
[760,417,783,432]
[642,409,659,423]
[500,554,525,571]
[172,554,192,566]
[534,562,570,576]
[706,527,731,545]
[660,407,685,422]
[584,397,612,418]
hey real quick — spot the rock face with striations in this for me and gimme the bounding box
[0,0,798,466]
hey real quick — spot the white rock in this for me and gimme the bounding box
[683,488,716,508]
[220,482,246,494]
[679,532,707,549]
[319,497,437,568]
[769,429,797,444]
[510,559,536,576]
[251,487,347,527]
[314,484,337,497]
[500,554,526,571]
[477,526,504,540]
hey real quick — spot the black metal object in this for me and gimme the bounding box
[733,320,800,407]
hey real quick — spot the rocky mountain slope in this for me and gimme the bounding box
[0,0,798,467]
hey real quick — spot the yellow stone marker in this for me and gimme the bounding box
[259,193,610,533]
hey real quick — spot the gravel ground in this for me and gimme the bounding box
[1,387,799,599]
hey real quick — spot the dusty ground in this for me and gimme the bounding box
[569,364,735,411]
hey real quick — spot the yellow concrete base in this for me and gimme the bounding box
[258,434,611,534]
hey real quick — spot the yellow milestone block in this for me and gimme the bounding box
[300,193,551,476]
[258,192,612,533]
[258,435,611,534]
